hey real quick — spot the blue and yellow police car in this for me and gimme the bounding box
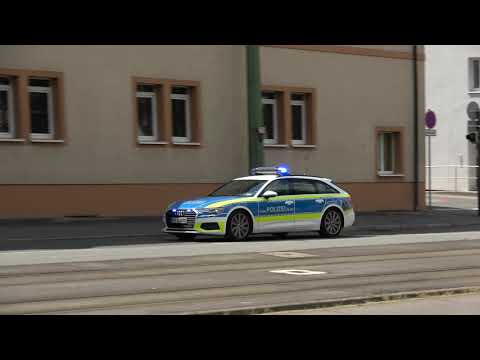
[164,166,355,241]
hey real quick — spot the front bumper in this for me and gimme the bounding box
[163,210,226,236]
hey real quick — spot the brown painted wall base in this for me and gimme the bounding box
[0,182,425,219]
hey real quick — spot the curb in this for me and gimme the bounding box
[351,222,480,232]
[191,287,480,315]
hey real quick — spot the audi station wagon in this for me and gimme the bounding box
[164,166,355,241]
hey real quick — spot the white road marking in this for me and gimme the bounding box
[263,252,315,258]
[269,269,327,276]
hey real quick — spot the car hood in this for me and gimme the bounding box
[168,196,244,210]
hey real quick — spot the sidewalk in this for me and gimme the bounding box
[1,209,480,242]
[351,209,480,232]
[268,291,480,315]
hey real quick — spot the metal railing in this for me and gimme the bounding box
[425,165,478,192]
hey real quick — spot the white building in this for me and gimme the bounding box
[425,45,480,192]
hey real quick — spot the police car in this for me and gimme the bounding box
[164,166,355,241]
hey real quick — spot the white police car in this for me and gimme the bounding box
[164,166,355,241]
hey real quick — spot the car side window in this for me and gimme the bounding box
[291,179,317,195]
[262,179,291,196]
[315,181,339,194]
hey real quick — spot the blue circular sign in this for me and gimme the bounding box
[425,110,437,129]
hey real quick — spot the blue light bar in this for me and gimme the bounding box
[250,165,290,176]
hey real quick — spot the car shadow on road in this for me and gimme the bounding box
[3,225,480,252]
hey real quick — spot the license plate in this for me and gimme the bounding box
[171,217,188,224]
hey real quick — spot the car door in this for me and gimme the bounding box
[290,179,325,231]
[256,178,295,233]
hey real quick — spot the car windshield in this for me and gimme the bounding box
[209,180,267,197]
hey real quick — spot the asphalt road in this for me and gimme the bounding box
[2,236,480,314]
[1,192,480,314]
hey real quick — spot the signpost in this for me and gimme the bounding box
[425,110,437,209]
[466,102,480,215]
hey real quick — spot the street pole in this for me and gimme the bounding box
[428,135,432,209]
[477,120,480,216]
[246,45,264,170]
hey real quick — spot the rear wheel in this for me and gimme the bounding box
[319,208,343,238]
[226,210,252,241]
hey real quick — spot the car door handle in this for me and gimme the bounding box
[285,201,294,205]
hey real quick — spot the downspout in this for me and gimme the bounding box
[246,45,264,169]
[413,45,419,211]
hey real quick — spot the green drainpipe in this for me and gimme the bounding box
[246,45,264,170]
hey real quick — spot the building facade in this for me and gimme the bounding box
[425,45,480,192]
[0,45,425,218]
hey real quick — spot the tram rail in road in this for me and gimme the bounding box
[2,236,480,314]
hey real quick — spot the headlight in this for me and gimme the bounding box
[197,207,225,216]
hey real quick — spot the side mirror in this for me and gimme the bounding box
[262,190,278,199]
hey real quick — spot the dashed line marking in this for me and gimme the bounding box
[269,269,327,276]
[263,252,315,258]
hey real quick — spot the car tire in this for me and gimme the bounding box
[225,210,252,241]
[174,234,196,241]
[319,208,344,238]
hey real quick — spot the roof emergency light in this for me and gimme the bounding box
[250,165,291,176]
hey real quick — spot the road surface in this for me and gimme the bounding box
[1,234,480,314]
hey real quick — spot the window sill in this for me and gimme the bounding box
[469,90,480,95]
[291,144,316,149]
[172,142,201,146]
[137,141,169,145]
[30,139,65,144]
[264,144,289,148]
[377,173,405,177]
[0,138,26,143]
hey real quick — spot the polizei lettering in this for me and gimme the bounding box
[266,205,288,213]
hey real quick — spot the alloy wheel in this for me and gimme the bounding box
[229,212,251,240]
[322,209,343,236]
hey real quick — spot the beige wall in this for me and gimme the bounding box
[261,46,425,185]
[0,45,249,184]
[0,45,425,216]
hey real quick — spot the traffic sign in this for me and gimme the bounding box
[468,120,480,127]
[425,129,437,136]
[425,110,437,129]
[467,102,480,120]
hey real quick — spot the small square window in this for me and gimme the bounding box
[291,94,307,145]
[0,77,15,139]
[469,58,480,92]
[136,91,158,142]
[172,87,188,95]
[262,92,278,145]
[137,84,155,93]
[171,87,192,143]
[29,78,51,87]
[377,129,403,176]
[29,79,54,140]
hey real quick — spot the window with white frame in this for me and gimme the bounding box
[171,86,191,143]
[136,84,158,142]
[0,77,15,139]
[469,58,480,92]
[291,93,307,145]
[378,132,396,174]
[29,79,54,140]
[262,92,278,145]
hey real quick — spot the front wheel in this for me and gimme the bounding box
[225,210,252,241]
[319,208,343,238]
